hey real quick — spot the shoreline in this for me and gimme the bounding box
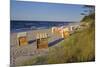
[10,28,51,34]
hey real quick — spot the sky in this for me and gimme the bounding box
[11,0,85,22]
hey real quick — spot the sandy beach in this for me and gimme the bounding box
[10,22,81,66]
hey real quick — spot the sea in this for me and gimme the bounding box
[10,20,74,33]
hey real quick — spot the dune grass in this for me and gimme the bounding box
[47,13,95,64]
[47,23,95,64]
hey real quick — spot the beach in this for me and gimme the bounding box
[10,21,82,66]
[10,20,95,66]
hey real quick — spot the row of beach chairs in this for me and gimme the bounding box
[17,32,48,49]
